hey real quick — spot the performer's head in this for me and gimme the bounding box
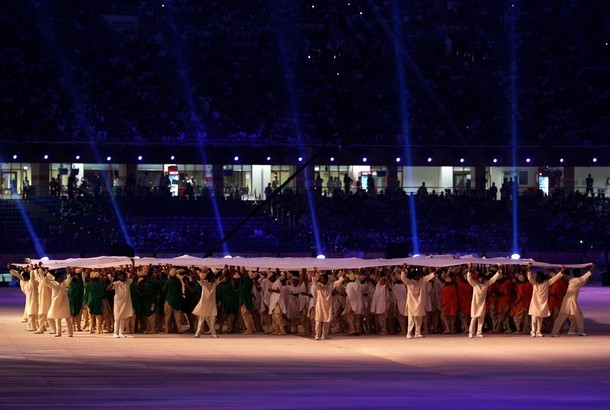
[319,273,329,285]
[117,271,127,282]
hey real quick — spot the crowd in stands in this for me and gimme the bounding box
[17,182,608,257]
[1,0,607,147]
[278,186,609,254]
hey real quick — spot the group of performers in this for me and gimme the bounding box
[8,260,594,340]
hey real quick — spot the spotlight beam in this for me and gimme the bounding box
[391,0,419,254]
[274,18,323,256]
[164,3,229,255]
[34,5,133,250]
[509,3,519,256]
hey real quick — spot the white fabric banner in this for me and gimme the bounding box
[15,254,593,271]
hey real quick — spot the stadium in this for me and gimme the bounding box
[1,1,609,409]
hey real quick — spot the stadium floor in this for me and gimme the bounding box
[1,286,609,409]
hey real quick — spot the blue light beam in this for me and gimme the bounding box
[391,0,420,255]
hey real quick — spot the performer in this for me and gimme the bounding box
[268,271,289,335]
[162,267,184,334]
[107,264,135,338]
[42,270,74,337]
[298,269,313,336]
[312,268,345,340]
[400,265,436,339]
[440,270,458,334]
[193,268,223,338]
[466,263,502,338]
[67,268,84,332]
[527,263,564,337]
[34,266,55,334]
[84,271,105,334]
[495,272,515,333]
[235,267,257,335]
[546,268,568,332]
[9,265,38,331]
[344,271,365,336]
[551,264,595,337]
[456,268,473,334]
[391,269,408,335]
[370,269,390,335]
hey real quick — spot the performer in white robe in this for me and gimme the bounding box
[400,265,435,339]
[370,274,390,335]
[551,264,595,337]
[43,271,73,337]
[287,277,302,333]
[193,269,223,338]
[392,273,408,335]
[260,270,275,333]
[34,267,56,334]
[527,263,564,337]
[298,270,313,336]
[343,272,365,335]
[466,263,502,338]
[312,269,345,340]
[9,267,39,331]
[107,268,134,338]
[268,273,289,335]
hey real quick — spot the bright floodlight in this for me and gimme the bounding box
[75,155,80,160]
[511,253,521,260]
[12,154,17,160]
[330,157,335,162]
[493,158,498,163]
[170,155,175,161]
[106,156,112,162]
[40,256,50,262]
[459,158,465,163]
[234,156,239,161]
[427,157,432,163]
[559,158,564,163]
[138,155,143,161]
[298,156,303,162]
[526,158,531,163]
[395,157,401,163]
[43,154,49,160]
[223,255,233,259]
[362,157,367,162]
[316,254,326,259]
[267,156,271,161]
[593,157,598,163]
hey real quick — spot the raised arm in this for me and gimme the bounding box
[400,264,408,283]
[526,263,535,285]
[332,271,346,290]
[8,267,25,282]
[548,266,565,286]
[488,265,503,285]
[577,264,595,287]
[465,263,476,287]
